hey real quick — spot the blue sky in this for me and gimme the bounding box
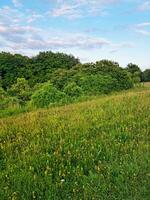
[0,0,150,70]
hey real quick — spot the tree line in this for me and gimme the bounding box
[0,51,150,114]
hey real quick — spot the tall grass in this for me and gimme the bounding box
[0,88,150,199]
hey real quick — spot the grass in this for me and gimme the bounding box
[0,87,150,199]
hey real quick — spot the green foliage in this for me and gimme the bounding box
[126,63,142,83]
[0,89,150,199]
[30,82,67,108]
[8,78,31,104]
[77,74,117,94]
[33,51,79,70]
[94,61,133,90]
[142,69,150,82]
[0,52,136,112]
[0,51,79,89]
[50,68,76,90]
[50,59,133,94]
[0,86,20,110]
[0,96,19,110]
[132,71,141,85]
[0,52,31,89]
[126,63,141,74]
[0,87,6,99]
[72,60,133,91]
[63,82,83,97]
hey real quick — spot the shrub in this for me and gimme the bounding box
[77,75,118,94]
[0,87,6,99]
[63,82,83,97]
[7,78,31,104]
[0,87,20,110]
[30,82,67,108]
[142,69,150,82]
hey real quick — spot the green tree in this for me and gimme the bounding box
[0,52,31,89]
[0,51,80,89]
[30,81,67,108]
[0,86,19,110]
[8,78,31,104]
[50,68,76,90]
[142,69,150,82]
[64,82,83,97]
[126,63,142,82]
[95,61,133,89]
[77,75,118,94]
[126,63,141,74]
[33,51,80,70]
[132,71,141,85]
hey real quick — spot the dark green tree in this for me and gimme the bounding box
[126,63,141,74]
[0,52,31,89]
[126,63,142,83]
[142,69,150,82]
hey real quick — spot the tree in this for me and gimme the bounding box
[32,51,80,70]
[142,69,150,82]
[93,60,133,90]
[50,68,76,90]
[0,52,31,89]
[126,63,142,81]
[132,72,141,85]
[126,63,141,74]
[0,51,80,89]
[30,81,67,108]
[0,86,19,109]
[8,78,31,104]
[64,82,83,97]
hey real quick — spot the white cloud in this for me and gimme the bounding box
[0,21,111,50]
[133,22,150,36]
[0,1,136,66]
[138,1,150,11]
[12,0,22,8]
[50,3,82,19]
[49,0,119,18]
[27,13,44,23]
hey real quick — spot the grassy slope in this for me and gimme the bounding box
[0,87,150,200]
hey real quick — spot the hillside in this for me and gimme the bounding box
[0,87,150,199]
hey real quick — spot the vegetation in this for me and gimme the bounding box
[0,51,79,89]
[0,51,149,118]
[30,82,67,108]
[0,51,150,199]
[142,69,150,82]
[1,51,145,114]
[0,87,150,199]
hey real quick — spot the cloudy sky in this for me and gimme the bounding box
[0,0,150,69]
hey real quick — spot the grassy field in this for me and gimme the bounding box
[0,87,150,199]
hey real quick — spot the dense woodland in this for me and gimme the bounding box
[0,51,150,112]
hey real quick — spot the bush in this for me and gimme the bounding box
[63,82,83,97]
[30,82,67,108]
[0,87,7,100]
[0,87,20,110]
[142,69,150,82]
[7,78,31,105]
[77,75,118,94]
[50,60,133,94]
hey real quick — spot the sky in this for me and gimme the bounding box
[0,0,150,70]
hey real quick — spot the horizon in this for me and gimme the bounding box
[0,0,150,70]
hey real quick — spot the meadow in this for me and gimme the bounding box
[0,86,150,200]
